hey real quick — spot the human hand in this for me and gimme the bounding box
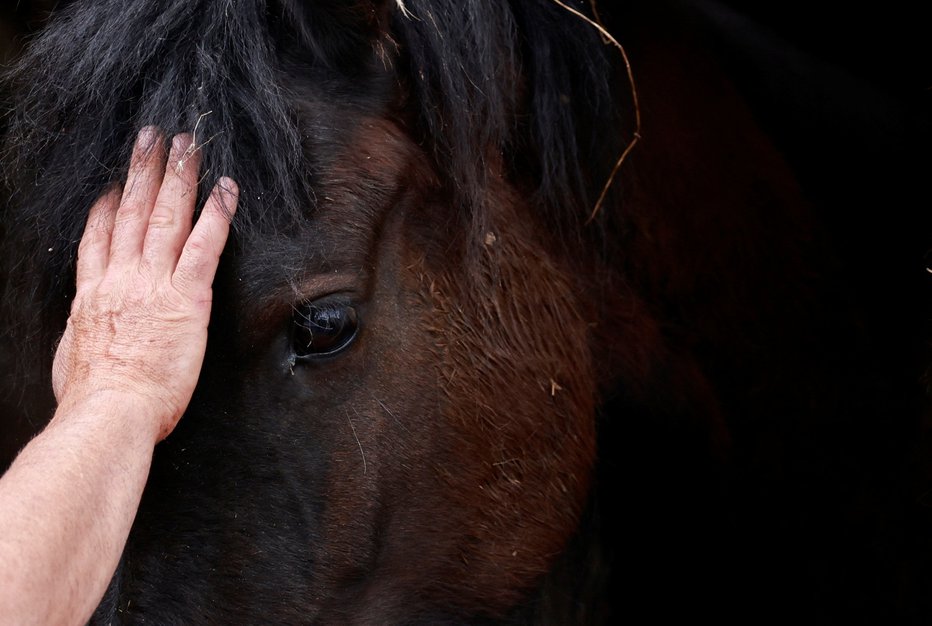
[51,127,238,441]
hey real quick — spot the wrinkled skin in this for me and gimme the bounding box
[53,131,238,438]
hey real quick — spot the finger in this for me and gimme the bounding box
[75,186,120,287]
[141,133,201,275]
[109,127,166,264]
[173,177,238,295]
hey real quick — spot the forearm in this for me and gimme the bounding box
[0,393,160,625]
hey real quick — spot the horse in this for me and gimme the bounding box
[1,0,929,622]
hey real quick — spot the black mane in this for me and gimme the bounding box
[394,0,619,216]
[2,0,619,239]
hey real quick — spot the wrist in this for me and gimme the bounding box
[52,389,166,448]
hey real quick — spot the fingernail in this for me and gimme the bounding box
[216,177,239,215]
[170,133,196,175]
[172,133,193,153]
[217,177,239,199]
[136,126,159,151]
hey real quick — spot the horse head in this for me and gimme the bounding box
[1,1,629,621]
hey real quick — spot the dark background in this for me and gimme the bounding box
[596,1,932,623]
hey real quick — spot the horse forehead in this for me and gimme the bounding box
[231,116,422,303]
[295,115,418,245]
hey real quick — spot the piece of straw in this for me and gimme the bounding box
[550,0,641,223]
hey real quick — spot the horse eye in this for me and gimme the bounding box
[292,302,359,360]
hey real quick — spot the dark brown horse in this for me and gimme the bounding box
[1,0,929,622]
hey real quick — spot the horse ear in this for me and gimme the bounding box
[274,0,395,71]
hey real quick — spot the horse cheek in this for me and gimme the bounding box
[410,188,598,613]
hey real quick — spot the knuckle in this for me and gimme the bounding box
[113,206,142,223]
[185,236,208,254]
[147,210,175,229]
